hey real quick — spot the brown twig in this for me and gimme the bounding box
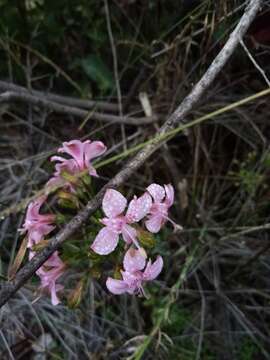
[0,80,118,112]
[0,0,262,308]
[0,90,158,125]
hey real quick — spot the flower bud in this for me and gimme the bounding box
[61,171,79,184]
[113,265,122,280]
[31,239,50,251]
[81,173,91,186]
[55,213,67,225]
[75,187,87,201]
[58,199,78,209]
[137,228,156,249]
[58,190,79,205]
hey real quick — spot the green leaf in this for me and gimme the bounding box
[81,55,114,91]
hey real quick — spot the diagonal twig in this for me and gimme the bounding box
[0,0,262,308]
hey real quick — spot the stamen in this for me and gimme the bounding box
[163,215,183,232]
[124,227,141,250]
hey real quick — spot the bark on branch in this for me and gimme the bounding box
[0,80,119,112]
[0,89,158,125]
[0,0,262,308]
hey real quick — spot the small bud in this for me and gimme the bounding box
[137,228,156,249]
[67,278,85,308]
[75,187,87,201]
[58,198,78,210]
[81,173,91,186]
[58,190,79,206]
[55,213,66,225]
[61,171,79,184]
[31,239,50,251]
[113,265,122,280]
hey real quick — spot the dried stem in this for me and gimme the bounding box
[0,80,118,112]
[0,90,157,126]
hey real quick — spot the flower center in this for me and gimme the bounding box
[151,203,168,217]
[102,215,127,233]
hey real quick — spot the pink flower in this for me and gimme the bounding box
[145,183,176,233]
[46,158,78,191]
[30,251,65,306]
[21,196,55,248]
[91,189,152,255]
[106,247,163,296]
[50,139,106,178]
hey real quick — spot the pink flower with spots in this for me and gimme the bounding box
[21,196,55,248]
[30,251,65,306]
[106,247,163,296]
[145,183,176,233]
[91,189,152,255]
[49,139,106,183]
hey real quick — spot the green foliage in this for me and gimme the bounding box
[0,0,209,96]
[238,338,259,360]
[162,303,191,334]
[231,151,269,196]
[81,55,114,92]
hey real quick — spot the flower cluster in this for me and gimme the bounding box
[106,247,163,296]
[19,138,178,305]
[20,195,55,249]
[91,184,175,295]
[48,139,106,190]
[22,139,106,305]
[21,196,65,305]
[91,184,175,254]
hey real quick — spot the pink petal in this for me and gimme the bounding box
[49,282,61,306]
[28,224,55,248]
[106,277,128,294]
[145,215,164,233]
[84,141,107,163]
[29,250,35,261]
[102,189,127,218]
[123,248,146,273]
[26,196,46,221]
[121,271,141,293]
[45,251,64,268]
[126,193,152,223]
[164,184,174,207]
[53,158,79,175]
[39,265,64,285]
[147,184,165,203]
[91,227,119,255]
[50,155,67,164]
[47,159,79,192]
[59,140,86,169]
[46,176,62,189]
[143,256,163,281]
[27,230,43,248]
[88,165,98,177]
[122,224,138,246]
[23,197,55,232]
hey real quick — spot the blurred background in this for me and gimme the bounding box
[1,0,270,359]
